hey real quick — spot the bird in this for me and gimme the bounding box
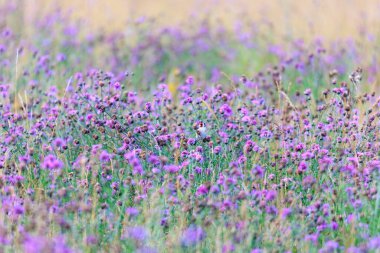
[193,121,208,139]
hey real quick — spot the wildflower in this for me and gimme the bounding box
[86,235,98,245]
[210,185,220,194]
[222,242,235,253]
[126,207,139,218]
[136,246,158,253]
[297,161,308,174]
[330,222,339,231]
[113,81,121,89]
[304,233,319,246]
[194,166,202,174]
[124,226,148,242]
[147,154,160,165]
[281,208,292,219]
[302,175,316,188]
[319,240,339,253]
[164,164,181,174]
[213,146,222,154]
[42,154,64,170]
[196,184,209,196]
[99,150,112,163]
[23,236,49,253]
[368,236,380,250]
[244,140,259,153]
[53,137,66,148]
[125,151,144,175]
[251,165,265,178]
[219,104,233,118]
[260,128,273,139]
[187,138,196,146]
[181,225,205,247]
[186,75,194,85]
[23,235,72,253]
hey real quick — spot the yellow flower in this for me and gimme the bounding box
[168,67,181,100]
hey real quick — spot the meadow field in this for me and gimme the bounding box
[0,0,379,252]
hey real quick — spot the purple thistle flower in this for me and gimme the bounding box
[251,165,265,178]
[126,207,140,217]
[281,208,292,220]
[136,246,158,253]
[213,146,222,154]
[219,104,233,118]
[125,151,144,175]
[124,226,148,242]
[86,235,98,245]
[196,184,209,196]
[265,190,277,202]
[23,235,72,253]
[42,154,64,170]
[304,233,319,246]
[23,236,48,253]
[222,242,235,253]
[297,161,308,174]
[187,138,196,146]
[319,240,339,253]
[186,75,194,85]
[99,150,113,163]
[368,236,380,250]
[260,128,273,139]
[302,175,316,188]
[194,166,202,174]
[113,82,121,90]
[164,164,181,174]
[52,138,66,148]
[181,225,206,247]
[147,154,160,165]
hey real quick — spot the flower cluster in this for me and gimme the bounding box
[0,4,379,253]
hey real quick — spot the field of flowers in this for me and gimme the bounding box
[0,2,380,253]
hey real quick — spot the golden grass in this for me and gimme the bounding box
[4,0,380,41]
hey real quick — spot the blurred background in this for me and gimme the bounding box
[0,0,379,95]
[4,0,380,41]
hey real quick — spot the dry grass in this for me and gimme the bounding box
[5,0,380,41]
